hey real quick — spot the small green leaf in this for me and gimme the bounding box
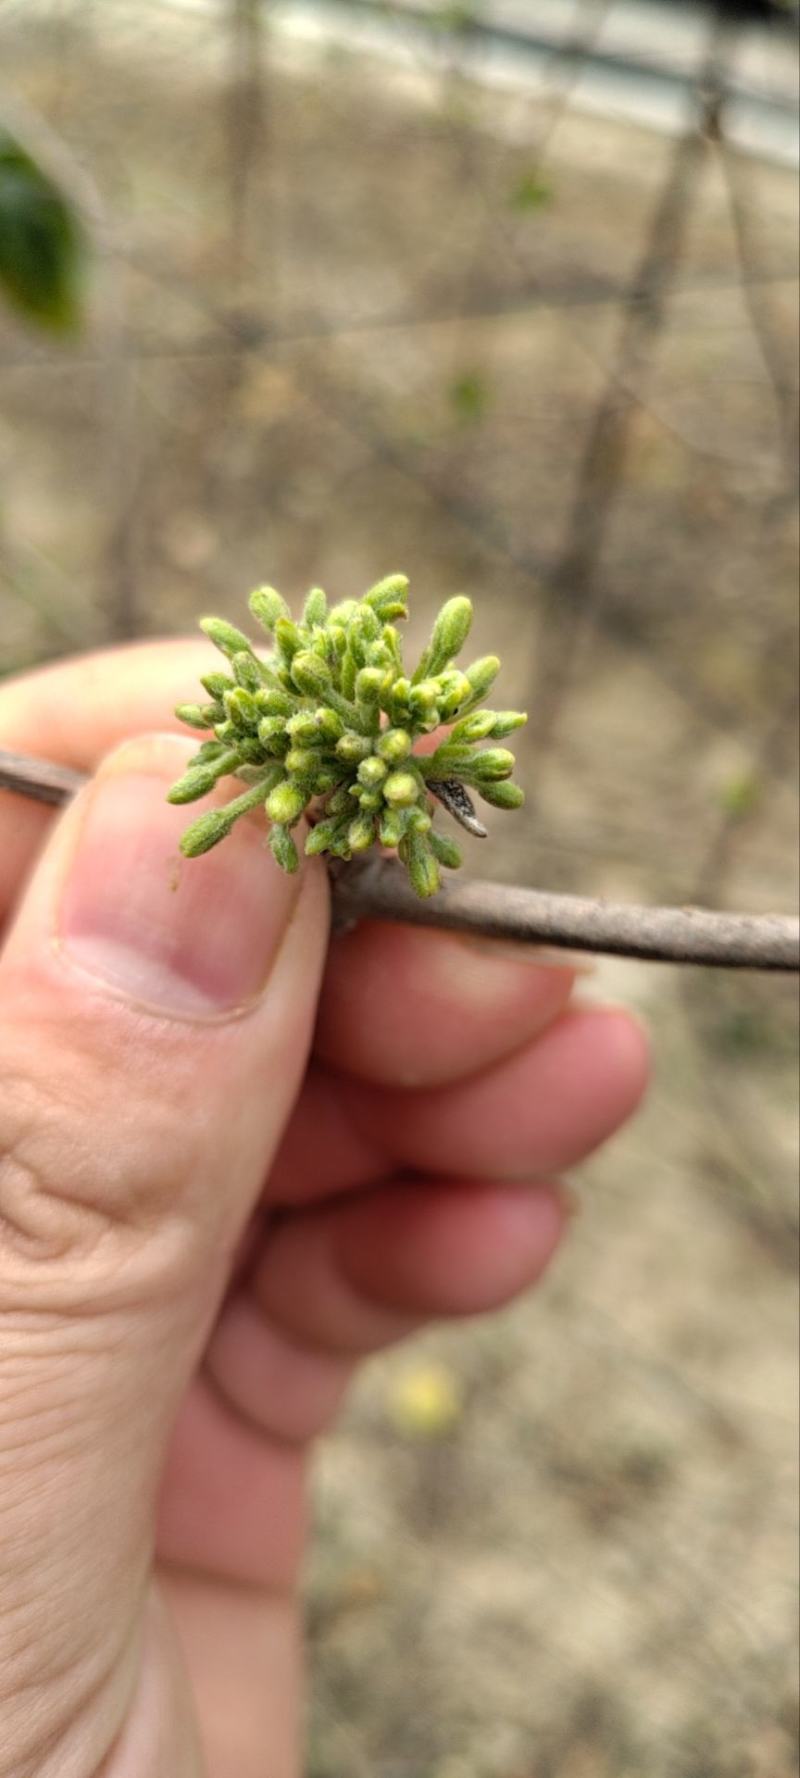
[0,132,87,332]
[449,371,490,425]
[509,171,552,214]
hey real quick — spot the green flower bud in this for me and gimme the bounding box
[232,651,264,691]
[305,819,333,856]
[224,687,259,730]
[489,711,527,738]
[257,715,286,748]
[383,770,420,808]
[200,670,232,700]
[408,679,441,714]
[378,807,405,847]
[467,747,515,781]
[314,705,344,741]
[376,727,412,763]
[266,780,307,825]
[257,687,294,716]
[399,829,441,898]
[167,747,242,804]
[348,812,377,852]
[336,732,373,764]
[429,829,462,869]
[327,598,358,625]
[436,671,472,717]
[355,666,387,703]
[358,755,388,788]
[449,709,496,743]
[268,823,299,873]
[175,702,217,730]
[274,617,303,660]
[290,650,331,696]
[285,711,320,744]
[356,788,383,813]
[476,779,525,809]
[408,807,432,835]
[200,616,254,659]
[413,595,473,682]
[310,768,341,795]
[177,778,269,854]
[463,654,500,703]
[364,573,409,620]
[249,585,290,631]
[302,585,328,627]
[285,746,318,776]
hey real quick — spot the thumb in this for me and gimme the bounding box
[0,733,328,1775]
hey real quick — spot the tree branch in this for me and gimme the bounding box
[1,748,796,972]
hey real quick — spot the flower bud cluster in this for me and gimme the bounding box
[168,575,526,898]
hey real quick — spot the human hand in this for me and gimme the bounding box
[0,641,648,1778]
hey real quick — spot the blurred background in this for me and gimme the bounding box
[0,2,798,1773]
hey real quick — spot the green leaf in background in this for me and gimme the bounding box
[0,131,87,332]
[509,170,553,213]
[448,370,491,425]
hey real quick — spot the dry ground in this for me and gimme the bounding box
[0,6,798,1774]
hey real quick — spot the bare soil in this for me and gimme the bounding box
[0,7,797,1774]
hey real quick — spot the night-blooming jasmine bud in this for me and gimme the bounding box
[490,711,527,738]
[285,746,318,776]
[200,670,232,700]
[167,747,242,803]
[364,573,409,620]
[285,711,320,744]
[348,812,377,852]
[175,703,217,729]
[250,585,290,631]
[355,666,386,702]
[467,747,516,781]
[224,687,259,729]
[302,585,328,627]
[314,706,344,741]
[464,655,501,703]
[414,595,473,681]
[376,727,412,763]
[336,732,373,764]
[266,780,307,824]
[274,618,303,660]
[291,650,331,696]
[450,709,496,742]
[476,779,525,809]
[178,779,269,855]
[358,755,388,788]
[232,651,264,691]
[383,770,420,807]
[399,829,441,898]
[269,823,299,873]
[257,715,286,748]
[379,807,405,847]
[200,616,254,659]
